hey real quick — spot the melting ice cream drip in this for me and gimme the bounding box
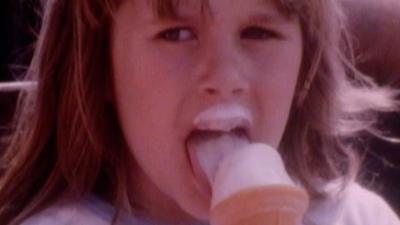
[187,104,253,184]
[193,103,252,132]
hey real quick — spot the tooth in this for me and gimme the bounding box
[193,104,252,132]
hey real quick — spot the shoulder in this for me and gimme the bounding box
[20,195,115,225]
[306,181,399,225]
[339,182,400,225]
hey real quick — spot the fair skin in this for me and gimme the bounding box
[111,0,303,224]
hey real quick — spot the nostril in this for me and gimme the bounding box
[202,86,246,97]
[204,87,219,96]
[199,74,249,97]
[232,88,244,95]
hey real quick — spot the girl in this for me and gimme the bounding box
[0,0,399,224]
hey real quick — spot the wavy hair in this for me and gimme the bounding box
[0,0,397,224]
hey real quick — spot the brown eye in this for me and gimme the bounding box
[241,26,281,40]
[158,27,196,42]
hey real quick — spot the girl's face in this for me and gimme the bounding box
[112,0,303,222]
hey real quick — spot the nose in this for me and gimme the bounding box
[198,48,249,99]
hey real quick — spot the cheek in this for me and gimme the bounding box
[250,43,302,147]
[111,38,198,175]
[112,37,188,117]
[112,53,189,192]
[112,60,182,142]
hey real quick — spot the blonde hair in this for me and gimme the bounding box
[0,0,397,224]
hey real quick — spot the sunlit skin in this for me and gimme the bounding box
[111,0,303,223]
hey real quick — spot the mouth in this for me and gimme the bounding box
[184,103,253,198]
[185,127,251,199]
[187,127,250,144]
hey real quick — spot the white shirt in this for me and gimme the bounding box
[306,182,400,225]
[21,182,400,225]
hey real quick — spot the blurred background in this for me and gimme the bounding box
[0,0,399,216]
[0,0,41,147]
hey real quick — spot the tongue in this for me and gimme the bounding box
[187,131,249,186]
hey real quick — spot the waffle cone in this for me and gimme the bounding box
[210,185,309,225]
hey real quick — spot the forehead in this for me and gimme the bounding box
[148,0,301,19]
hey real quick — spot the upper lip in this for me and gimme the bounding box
[188,103,253,140]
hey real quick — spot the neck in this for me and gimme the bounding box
[128,162,202,225]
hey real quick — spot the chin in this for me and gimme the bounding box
[181,203,210,223]
[176,188,211,222]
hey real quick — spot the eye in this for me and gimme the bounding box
[240,26,281,40]
[157,27,196,42]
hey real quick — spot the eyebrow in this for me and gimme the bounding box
[151,0,211,22]
[148,0,292,26]
[149,12,289,26]
[149,14,198,26]
[246,13,289,25]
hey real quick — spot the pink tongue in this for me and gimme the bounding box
[187,132,249,186]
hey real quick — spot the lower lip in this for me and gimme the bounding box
[186,143,212,199]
